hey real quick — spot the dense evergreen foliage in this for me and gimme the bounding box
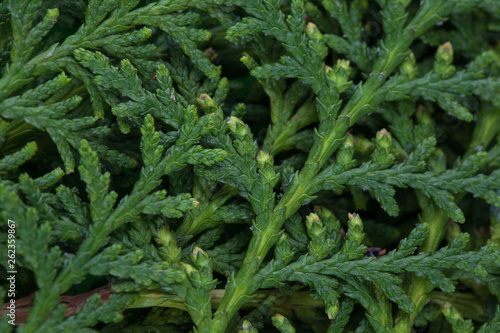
[1,0,500,332]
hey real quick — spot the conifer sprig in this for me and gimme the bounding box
[1,0,499,332]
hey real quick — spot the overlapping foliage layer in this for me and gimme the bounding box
[1,0,500,332]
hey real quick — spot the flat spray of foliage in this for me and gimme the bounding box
[1,0,500,332]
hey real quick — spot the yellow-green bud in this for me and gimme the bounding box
[240,52,259,70]
[227,116,248,137]
[441,302,462,322]
[306,212,322,229]
[273,313,286,324]
[155,225,174,248]
[437,42,453,65]
[326,304,340,320]
[197,93,216,108]
[335,59,352,77]
[442,302,452,316]
[47,8,59,22]
[239,320,258,333]
[181,262,195,278]
[155,225,182,263]
[325,61,352,93]
[305,22,323,39]
[434,42,455,78]
[192,246,205,259]
[275,233,294,261]
[314,206,341,235]
[257,150,272,169]
[314,206,337,222]
[348,213,363,229]
[272,313,294,332]
[399,51,417,80]
[191,247,209,268]
[375,129,392,150]
[336,134,355,165]
[306,213,324,239]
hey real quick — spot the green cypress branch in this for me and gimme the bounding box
[1,1,500,332]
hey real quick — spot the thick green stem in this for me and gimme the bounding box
[394,193,449,333]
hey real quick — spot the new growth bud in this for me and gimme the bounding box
[240,52,259,70]
[47,8,59,22]
[155,225,182,263]
[273,313,286,324]
[181,262,196,278]
[197,93,216,108]
[434,42,456,78]
[227,116,248,137]
[191,246,210,268]
[156,225,174,248]
[256,149,279,186]
[239,320,258,333]
[305,22,323,39]
[348,213,363,229]
[272,314,295,332]
[335,59,352,77]
[345,213,365,247]
[441,302,463,323]
[372,129,394,164]
[438,42,454,64]
[326,304,340,320]
[325,59,352,93]
[441,302,452,317]
[336,134,355,165]
[400,51,417,80]
[257,150,272,169]
[375,128,392,150]
[275,233,294,262]
[314,206,341,233]
[306,212,322,230]
[306,213,324,242]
